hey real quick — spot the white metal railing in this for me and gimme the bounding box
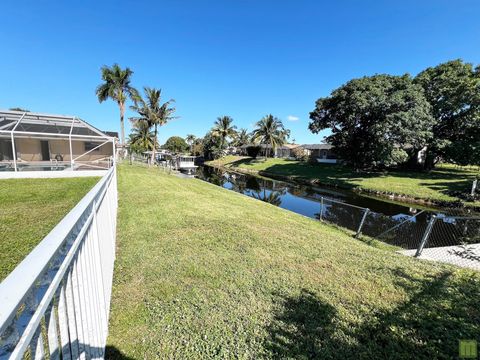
[0,166,117,359]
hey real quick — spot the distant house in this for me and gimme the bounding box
[301,144,338,163]
[275,144,301,159]
[239,143,300,159]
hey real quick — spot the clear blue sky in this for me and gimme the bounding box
[1,0,479,144]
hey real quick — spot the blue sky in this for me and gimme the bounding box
[1,0,479,144]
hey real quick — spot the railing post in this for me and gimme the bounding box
[320,197,324,221]
[415,215,437,257]
[471,179,478,196]
[355,208,370,238]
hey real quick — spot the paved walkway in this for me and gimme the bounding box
[400,243,480,271]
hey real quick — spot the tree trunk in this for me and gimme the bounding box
[150,124,157,167]
[119,101,126,158]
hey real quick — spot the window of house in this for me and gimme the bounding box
[84,142,100,152]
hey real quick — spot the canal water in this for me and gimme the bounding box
[196,165,479,249]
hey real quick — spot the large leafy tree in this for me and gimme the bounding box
[251,115,290,158]
[414,59,480,168]
[164,136,188,153]
[201,131,223,160]
[211,116,237,149]
[309,74,434,170]
[130,87,176,165]
[96,64,139,149]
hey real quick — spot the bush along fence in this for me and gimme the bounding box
[316,196,480,270]
[0,167,118,359]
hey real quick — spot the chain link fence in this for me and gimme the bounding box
[316,196,480,270]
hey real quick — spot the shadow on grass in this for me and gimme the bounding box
[105,346,135,360]
[267,270,480,359]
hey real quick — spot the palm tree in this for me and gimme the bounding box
[130,87,177,165]
[211,116,237,150]
[128,118,155,156]
[186,134,196,154]
[232,128,250,147]
[96,64,139,151]
[251,114,290,159]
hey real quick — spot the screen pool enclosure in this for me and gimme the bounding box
[0,110,115,172]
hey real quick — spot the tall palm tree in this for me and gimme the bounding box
[130,87,177,165]
[186,134,196,154]
[233,128,250,147]
[96,64,139,151]
[128,118,155,155]
[211,116,237,149]
[251,114,290,159]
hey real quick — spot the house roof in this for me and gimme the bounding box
[301,143,333,150]
[279,144,301,149]
[239,143,299,149]
[0,110,112,141]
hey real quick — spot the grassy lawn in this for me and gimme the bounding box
[207,156,479,206]
[0,176,99,281]
[107,164,479,359]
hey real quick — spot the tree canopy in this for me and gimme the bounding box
[309,74,435,169]
[130,87,176,164]
[128,119,155,154]
[414,59,480,167]
[211,116,237,149]
[96,64,139,147]
[251,115,290,158]
[163,136,188,153]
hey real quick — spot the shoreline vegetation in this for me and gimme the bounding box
[205,156,480,211]
[107,164,480,359]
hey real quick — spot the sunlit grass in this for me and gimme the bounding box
[107,164,479,359]
[0,176,99,281]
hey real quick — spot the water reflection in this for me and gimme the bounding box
[196,166,476,248]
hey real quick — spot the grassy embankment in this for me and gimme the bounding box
[0,177,99,281]
[207,156,479,208]
[106,164,479,359]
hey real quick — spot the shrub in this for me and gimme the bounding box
[246,146,261,158]
[291,147,309,161]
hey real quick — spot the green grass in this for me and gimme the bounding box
[0,176,99,281]
[207,156,479,206]
[107,164,480,359]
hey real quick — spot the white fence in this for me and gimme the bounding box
[0,167,117,359]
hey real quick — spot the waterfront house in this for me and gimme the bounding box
[301,144,338,163]
[0,110,115,171]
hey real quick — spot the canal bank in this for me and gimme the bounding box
[205,157,480,211]
[197,165,480,257]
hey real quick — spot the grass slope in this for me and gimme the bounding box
[208,156,479,206]
[107,165,479,359]
[0,176,99,281]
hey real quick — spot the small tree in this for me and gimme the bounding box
[186,134,196,154]
[164,136,188,153]
[232,128,250,147]
[211,116,237,149]
[251,115,289,159]
[128,119,155,156]
[96,64,139,149]
[130,87,176,166]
